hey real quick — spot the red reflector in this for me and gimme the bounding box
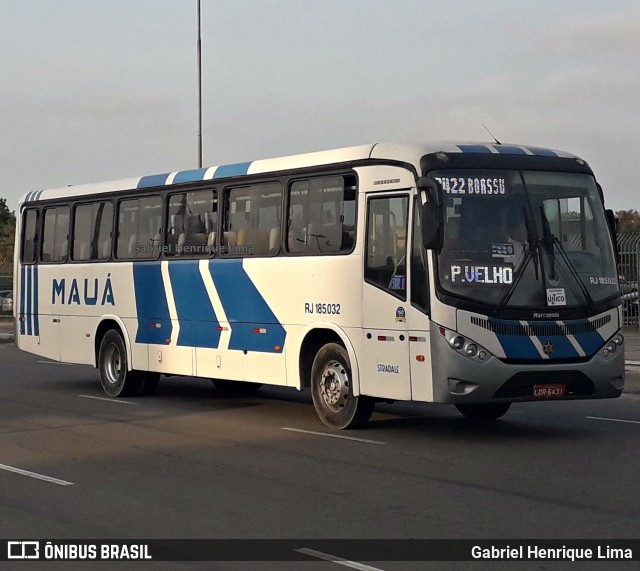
[274,346,281,351]
[416,355,425,362]
[217,326,224,331]
[165,339,171,344]
[409,336,418,342]
[377,335,387,341]
[253,328,267,334]
[439,326,446,337]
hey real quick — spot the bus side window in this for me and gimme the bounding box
[286,175,356,255]
[365,195,408,299]
[42,206,70,263]
[223,182,282,256]
[21,209,39,264]
[116,196,162,260]
[72,201,113,261]
[166,190,216,257]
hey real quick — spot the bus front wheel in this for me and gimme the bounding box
[311,343,374,430]
[98,330,157,397]
[455,402,511,420]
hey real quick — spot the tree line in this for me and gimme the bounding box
[0,198,15,275]
[615,210,640,234]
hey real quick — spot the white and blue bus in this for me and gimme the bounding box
[14,142,624,428]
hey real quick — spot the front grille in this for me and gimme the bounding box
[494,371,595,399]
[471,315,610,337]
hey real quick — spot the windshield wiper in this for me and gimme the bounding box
[539,206,557,280]
[493,207,537,313]
[538,207,596,312]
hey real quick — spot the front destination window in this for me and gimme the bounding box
[430,169,618,310]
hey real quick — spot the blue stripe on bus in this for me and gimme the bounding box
[457,145,493,154]
[19,265,25,335]
[490,318,605,360]
[489,318,539,359]
[25,191,34,202]
[495,145,527,155]
[494,335,540,359]
[208,259,285,353]
[528,147,558,157]
[133,263,173,344]
[26,266,32,336]
[213,162,252,178]
[33,265,39,336]
[137,173,171,189]
[173,168,208,184]
[168,261,221,348]
[537,334,579,359]
[34,190,44,201]
[573,323,604,355]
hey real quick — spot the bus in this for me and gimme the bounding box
[14,142,624,429]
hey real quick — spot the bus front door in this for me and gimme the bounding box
[361,193,411,400]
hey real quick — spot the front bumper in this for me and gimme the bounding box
[429,330,624,404]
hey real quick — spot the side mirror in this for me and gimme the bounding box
[417,178,443,250]
[605,208,620,264]
[605,208,619,234]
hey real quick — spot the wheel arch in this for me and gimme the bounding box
[94,315,133,370]
[297,324,361,395]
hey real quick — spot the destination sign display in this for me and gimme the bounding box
[433,170,513,196]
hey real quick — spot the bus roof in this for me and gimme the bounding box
[20,141,581,205]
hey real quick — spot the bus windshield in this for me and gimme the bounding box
[431,169,619,310]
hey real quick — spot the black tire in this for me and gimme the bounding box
[98,330,144,397]
[311,342,374,430]
[212,379,263,394]
[455,402,511,420]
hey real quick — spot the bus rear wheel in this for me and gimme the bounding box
[311,342,374,430]
[455,402,511,420]
[98,330,154,397]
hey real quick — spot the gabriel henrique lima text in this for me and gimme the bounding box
[471,545,633,561]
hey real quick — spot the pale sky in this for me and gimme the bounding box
[1,0,639,211]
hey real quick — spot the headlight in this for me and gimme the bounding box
[439,326,492,362]
[601,333,624,359]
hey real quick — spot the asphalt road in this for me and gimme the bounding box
[1,344,639,570]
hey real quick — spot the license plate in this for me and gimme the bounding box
[533,384,565,398]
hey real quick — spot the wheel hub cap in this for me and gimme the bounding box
[104,344,122,385]
[320,360,349,412]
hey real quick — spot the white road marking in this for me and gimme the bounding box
[78,395,137,405]
[586,416,640,425]
[295,548,386,571]
[282,427,385,445]
[0,463,74,486]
